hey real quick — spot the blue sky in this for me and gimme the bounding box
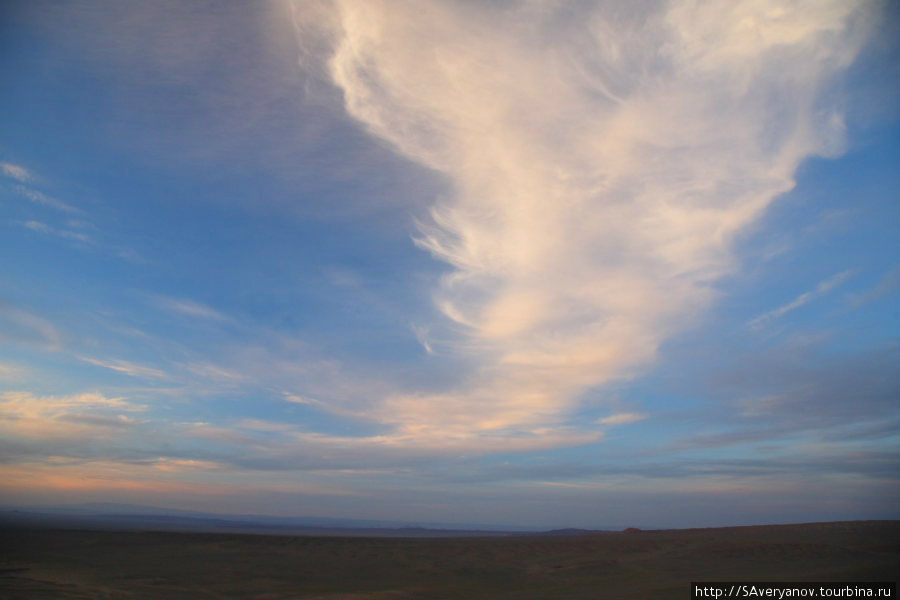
[1,0,898,529]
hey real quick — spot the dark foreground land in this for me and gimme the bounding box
[2,521,898,599]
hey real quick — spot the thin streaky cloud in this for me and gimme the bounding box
[277,391,381,423]
[849,265,900,309]
[0,303,62,350]
[235,418,298,433]
[24,220,52,233]
[80,357,170,380]
[282,392,323,406]
[0,391,141,412]
[0,363,27,382]
[23,220,91,243]
[749,270,853,328]
[596,413,646,426]
[411,324,435,355]
[153,295,228,321]
[0,391,146,440]
[0,162,31,182]
[185,362,245,382]
[16,185,82,214]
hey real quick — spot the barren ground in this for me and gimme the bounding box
[1,521,897,599]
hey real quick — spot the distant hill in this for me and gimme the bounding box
[0,503,583,537]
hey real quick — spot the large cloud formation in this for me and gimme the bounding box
[293,0,873,442]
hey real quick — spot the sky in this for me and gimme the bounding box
[1,0,898,529]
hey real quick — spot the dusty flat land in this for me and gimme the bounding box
[1,521,898,599]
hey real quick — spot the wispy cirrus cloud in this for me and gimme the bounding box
[15,186,81,214]
[294,0,873,442]
[849,265,900,309]
[0,301,62,350]
[0,457,362,509]
[22,220,92,243]
[152,295,228,321]
[748,269,853,328]
[596,413,646,426]
[0,363,27,382]
[184,362,245,383]
[676,340,900,450]
[79,357,170,380]
[2,161,82,213]
[0,391,146,439]
[1,162,32,182]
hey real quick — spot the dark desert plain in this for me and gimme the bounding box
[2,521,899,599]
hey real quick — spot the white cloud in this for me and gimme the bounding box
[0,303,62,350]
[23,220,91,243]
[597,413,646,426]
[153,295,228,321]
[302,0,872,442]
[235,418,297,433]
[282,392,326,407]
[185,362,245,382]
[0,162,81,212]
[23,220,52,233]
[16,186,81,214]
[0,391,146,439]
[749,269,853,328]
[849,265,900,309]
[323,266,363,288]
[80,357,170,380]
[1,162,31,182]
[412,324,435,355]
[284,426,603,457]
[0,363,26,382]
